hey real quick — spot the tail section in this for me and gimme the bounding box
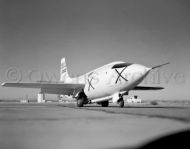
[60,58,72,82]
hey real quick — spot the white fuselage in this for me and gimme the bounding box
[64,61,151,102]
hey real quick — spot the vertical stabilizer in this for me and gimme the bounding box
[60,57,71,82]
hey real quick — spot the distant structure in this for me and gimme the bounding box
[37,93,45,103]
[20,99,29,103]
[58,95,75,103]
[126,96,142,103]
[20,95,29,103]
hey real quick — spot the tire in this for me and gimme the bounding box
[76,91,87,107]
[77,97,85,107]
[101,101,109,107]
[118,98,124,108]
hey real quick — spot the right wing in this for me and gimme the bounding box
[1,82,85,95]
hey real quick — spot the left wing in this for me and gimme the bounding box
[1,82,85,95]
[132,86,164,90]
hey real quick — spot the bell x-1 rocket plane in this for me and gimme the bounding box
[2,58,169,107]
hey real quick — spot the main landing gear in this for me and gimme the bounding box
[76,92,88,107]
[76,91,124,108]
[101,101,109,107]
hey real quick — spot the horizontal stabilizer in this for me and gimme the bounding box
[133,86,164,90]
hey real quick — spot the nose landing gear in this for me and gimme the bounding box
[117,96,124,108]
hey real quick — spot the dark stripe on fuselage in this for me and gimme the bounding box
[112,63,132,69]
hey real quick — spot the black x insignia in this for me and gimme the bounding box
[115,67,128,84]
[88,77,95,91]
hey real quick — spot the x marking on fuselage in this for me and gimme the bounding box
[115,67,128,84]
[88,77,95,91]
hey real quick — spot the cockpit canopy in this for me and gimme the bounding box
[112,63,132,69]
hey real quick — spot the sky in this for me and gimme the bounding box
[0,0,190,100]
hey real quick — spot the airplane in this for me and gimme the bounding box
[1,58,169,108]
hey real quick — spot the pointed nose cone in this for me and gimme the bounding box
[132,64,150,74]
[128,64,151,83]
[129,64,150,79]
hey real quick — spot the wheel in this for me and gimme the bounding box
[76,91,87,107]
[101,101,109,107]
[118,97,124,108]
[77,97,84,107]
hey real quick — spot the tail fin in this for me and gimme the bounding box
[60,57,71,82]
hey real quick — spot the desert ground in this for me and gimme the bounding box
[0,101,190,149]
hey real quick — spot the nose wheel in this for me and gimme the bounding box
[118,97,124,108]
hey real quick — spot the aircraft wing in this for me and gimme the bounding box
[132,86,164,90]
[1,82,85,95]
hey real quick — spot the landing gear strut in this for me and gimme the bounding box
[118,96,124,108]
